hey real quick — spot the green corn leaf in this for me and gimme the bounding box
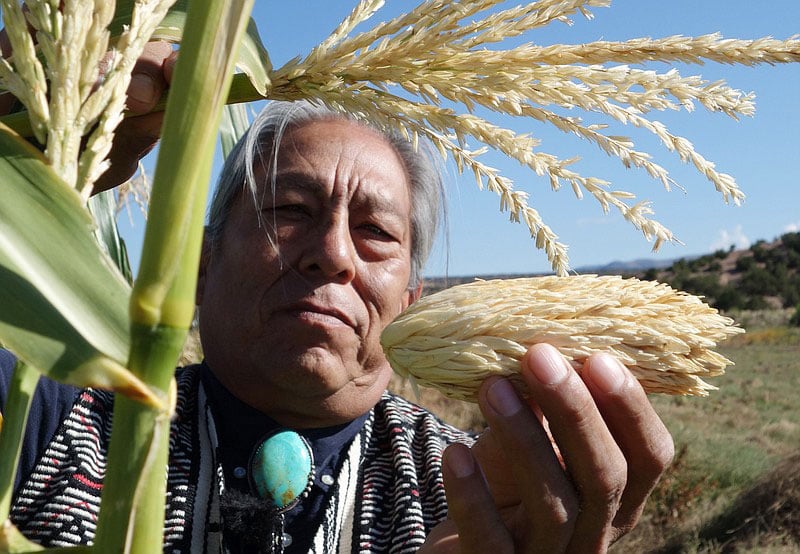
[0,519,46,552]
[88,189,134,285]
[111,0,272,95]
[0,358,38,522]
[220,103,251,159]
[0,123,160,408]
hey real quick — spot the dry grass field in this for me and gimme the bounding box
[389,313,800,553]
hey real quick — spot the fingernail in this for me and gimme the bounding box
[587,353,627,394]
[445,445,475,478]
[128,73,158,107]
[528,344,568,385]
[487,378,523,417]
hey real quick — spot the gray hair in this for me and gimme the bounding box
[206,100,445,289]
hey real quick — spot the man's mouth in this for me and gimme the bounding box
[281,301,356,329]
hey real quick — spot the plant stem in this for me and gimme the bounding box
[93,323,182,554]
[93,0,255,551]
[131,9,255,329]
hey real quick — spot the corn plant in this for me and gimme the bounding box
[0,0,261,551]
[0,1,798,552]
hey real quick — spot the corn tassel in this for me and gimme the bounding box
[382,275,744,401]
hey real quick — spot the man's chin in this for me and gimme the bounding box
[255,350,359,391]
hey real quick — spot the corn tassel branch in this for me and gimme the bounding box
[264,0,800,273]
[0,0,175,198]
[3,2,799,273]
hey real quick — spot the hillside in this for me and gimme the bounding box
[425,231,800,319]
[636,231,800,313]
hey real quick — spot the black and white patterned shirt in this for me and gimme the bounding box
[1,354,473,552]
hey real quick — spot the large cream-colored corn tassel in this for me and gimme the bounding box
[381,275,743,401]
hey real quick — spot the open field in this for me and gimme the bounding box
[389,318,800,552]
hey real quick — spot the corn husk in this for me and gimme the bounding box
[381,275,744,401]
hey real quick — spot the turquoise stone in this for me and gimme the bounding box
[250,430,314,511]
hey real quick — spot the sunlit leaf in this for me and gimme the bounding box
[0,519,45,552]
[88,189,134,285]
[0,123,159,408]
[220,103,251,159]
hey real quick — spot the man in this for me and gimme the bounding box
[1,45,674,553]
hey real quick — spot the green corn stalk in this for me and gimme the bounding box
[94,1,256,551]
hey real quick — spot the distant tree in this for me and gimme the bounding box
[784,276,800,308]
[682,274,722,299]
[739,266,778,296]
[713,249,728,259]
[781,232,800,254]
[745,295,769,310]
[766,249,789,270]
[735,256,756,272]
[672,259,689,273]
[751,242,769,263]
[643,268,659,281]
[714,286,745,311]
[786,249,800,270]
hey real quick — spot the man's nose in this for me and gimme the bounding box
[300,218,357,283]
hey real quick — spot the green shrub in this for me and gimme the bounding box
[715,286,746,311]
[735,256,756,272]
[643,267,659,281]
[790,305,800,327]
[781,231,800,254]
[739,266,779,296]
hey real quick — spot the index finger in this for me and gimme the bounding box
[580,353,674,535]
[519,344,629,552]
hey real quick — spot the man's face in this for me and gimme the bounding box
[197,119,417,427]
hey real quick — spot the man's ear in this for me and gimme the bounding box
[196,235,212,306]
[402,281,424,310]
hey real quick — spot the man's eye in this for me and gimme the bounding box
[361,223,394,240]
[271,204,310,216]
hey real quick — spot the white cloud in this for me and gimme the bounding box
[709,225,750,252]
[784,222,800,233]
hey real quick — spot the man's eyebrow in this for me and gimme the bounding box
[272,170,322,193]
[272,170,407,215]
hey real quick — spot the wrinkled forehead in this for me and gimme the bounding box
[273,118,403,164]
[257,118,413,201]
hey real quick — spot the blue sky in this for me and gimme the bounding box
[121,0,800,277]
